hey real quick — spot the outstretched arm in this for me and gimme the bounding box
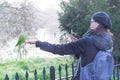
[25,38,86,56]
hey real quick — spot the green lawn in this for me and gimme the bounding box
[0,56,74,80]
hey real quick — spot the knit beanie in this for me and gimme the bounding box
[92,12,112,29]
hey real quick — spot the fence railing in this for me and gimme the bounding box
[4,58,120,80]
[4,63,75,80]
[5,70,38,80]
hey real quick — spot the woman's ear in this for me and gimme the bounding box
[107,29,113,37]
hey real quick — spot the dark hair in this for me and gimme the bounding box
[90,24,107,36]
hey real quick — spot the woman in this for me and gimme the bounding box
[25,11,114,80]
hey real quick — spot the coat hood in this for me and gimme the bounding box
[92,33,113,51]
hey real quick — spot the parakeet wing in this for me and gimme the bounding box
[16,32,29,47]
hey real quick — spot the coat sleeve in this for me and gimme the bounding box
[35,38,87,55]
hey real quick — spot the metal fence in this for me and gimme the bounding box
[4,57,120,80]
[4,63,75,80]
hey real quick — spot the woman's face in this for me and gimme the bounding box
[89,19,99,31]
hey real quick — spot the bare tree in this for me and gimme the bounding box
[0,0,43,43]
[0,0,44,59]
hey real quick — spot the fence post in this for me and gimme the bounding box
[50,66,55,80]
[116,67,119,80]
[72,62,74,76]
[34,69,37,80]
[43,67,46,80]
[5,74,9,80]
[113,69,115,80]
[65,64,68,80]
[58,65,62,80]
[25,71,29,80]
[15,72,19,80]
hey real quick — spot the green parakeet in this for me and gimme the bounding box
[16,32,29,48]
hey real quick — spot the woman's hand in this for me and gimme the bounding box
[25,39,36,44]
[70,35,78,41]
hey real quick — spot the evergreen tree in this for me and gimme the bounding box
[58,0,120,55]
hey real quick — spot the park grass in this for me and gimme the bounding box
[0,56,75,80]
